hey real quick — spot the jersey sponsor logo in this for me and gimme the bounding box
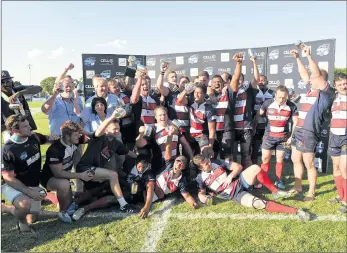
[20,152,28,160]
[27,153,40,166]
[269,49,279,60]
[84,57,96,66]
[50,158,60,162]
[316,44,330,56]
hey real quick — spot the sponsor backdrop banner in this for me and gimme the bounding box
[82,54,146,100]
[265,39,336,173]
[146,47,267,88]
[81,38,335,173]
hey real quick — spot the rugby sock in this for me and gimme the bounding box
[265,201,297,213]
[256,169,277,193]
[117,197,127,207]
[334,175,344,200]
[342,178,347,203]
[261,163,270,173]
[275,163,283,181]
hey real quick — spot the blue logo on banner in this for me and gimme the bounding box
[84,57,96,66]
[100,70,111,78]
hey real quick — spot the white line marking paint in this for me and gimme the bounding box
[140,198,176,252]
[170,213,347,222]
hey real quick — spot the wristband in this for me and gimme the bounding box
[160,71,165,76]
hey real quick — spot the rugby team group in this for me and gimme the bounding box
[1,45,346,233]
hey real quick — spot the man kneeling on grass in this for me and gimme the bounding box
[126,156,198,219]
[192,155,312,221]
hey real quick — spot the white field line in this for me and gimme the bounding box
[40,209,347,222]
[170,212,347,222]
[140,198,176,252]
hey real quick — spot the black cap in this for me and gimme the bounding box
[1,70,14,81]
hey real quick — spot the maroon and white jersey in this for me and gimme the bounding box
[189,101,216,136]
[144,123,182,161]
[254,89,274,129]
[261,99,298,138]
[196,160,238,198]
[296,89,320,128]
[330,95,347,135]
[141,95,158,126]
[152,168,188,202]
[212,93,229,132]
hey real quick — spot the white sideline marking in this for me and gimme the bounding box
[170,213,347,222]
[140,198,176,252]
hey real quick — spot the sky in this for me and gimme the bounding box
[1,1,346,85]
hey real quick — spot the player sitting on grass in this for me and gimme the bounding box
[192,155,312,221]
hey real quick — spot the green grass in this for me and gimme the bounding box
[1,111,346,252]
[27,101,44,109]
[157,219,347,252]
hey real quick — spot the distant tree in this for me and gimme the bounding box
[40,76,56,95]
[334,67,347,76]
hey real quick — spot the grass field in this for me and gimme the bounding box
[1,102,346,252]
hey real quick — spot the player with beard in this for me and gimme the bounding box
[1,115,60,232]
[40,121,92,223]
[228,53,258,169]
[289,47,335,201]
[1,70,42,141]
[206,75,233,162]
[193,154,311,221]
[177,84,215,159]
[221,72,232,87]
[327,73,347,213]
[198,71,210,93]
[251,59,275,165]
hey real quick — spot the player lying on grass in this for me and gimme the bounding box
[125,156,198,218]
[192,155,312,221]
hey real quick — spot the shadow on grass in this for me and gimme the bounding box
[1,207,130,252]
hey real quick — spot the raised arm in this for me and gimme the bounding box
[291,49,310,85]
[230,53,243,92]
[251,56,260,89]
[72,89,81,116]
[135,126,149,148]
[55,63,74,84]
[130,73,144,104]
[156,64,170,97]
[41,84,60,114]
[176,89,189,106]
[303,46,327,90]
[94,109,121,137]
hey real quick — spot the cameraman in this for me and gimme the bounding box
[1,70,42,142]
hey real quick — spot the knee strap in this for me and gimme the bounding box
[252,197,267,210]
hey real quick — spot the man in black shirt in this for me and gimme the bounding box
[1,115,59,232]
[40,121,92,223]
[76,109,138,213]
